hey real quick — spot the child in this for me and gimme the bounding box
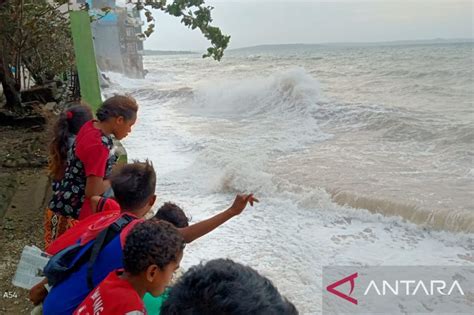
[74,220,184,315]
[36,160,258,314]
[45,160,156,256]
[44,103,93,248]
[154,202,190,228]
[47,95,138,237]
[161,259,298,315]
[144,202,191,314]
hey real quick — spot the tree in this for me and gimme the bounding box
[0,0,230,110]
[0,0,74,111]
[131,0,230,61]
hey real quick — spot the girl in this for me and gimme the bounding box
[45,103,93,247]
[46,95,138,244]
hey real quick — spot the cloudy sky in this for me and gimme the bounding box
[141,0,473,51]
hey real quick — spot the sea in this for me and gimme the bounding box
[104,42,473,314]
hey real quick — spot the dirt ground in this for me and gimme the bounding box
[0,110,53,314]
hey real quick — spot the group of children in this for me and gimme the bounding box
[29,95,297,314]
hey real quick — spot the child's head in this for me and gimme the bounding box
[49,103,93,180]
[96,95,138,140]
[110,160,156,217]
[161,259,298,315]
[123,220,185,297]
[154,202,190,228]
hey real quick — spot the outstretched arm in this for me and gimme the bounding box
[178,194,258,243]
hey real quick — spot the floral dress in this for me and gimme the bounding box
[45,120,117,247]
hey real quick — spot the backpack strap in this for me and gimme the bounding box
[86,214,135,289]
[97,197,108,212]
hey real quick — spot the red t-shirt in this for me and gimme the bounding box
[75,120,112,220]
[73,270,147,315]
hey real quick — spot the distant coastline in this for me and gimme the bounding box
[230,38,474,51]
[144,38,473,55]
[143,49,198,56]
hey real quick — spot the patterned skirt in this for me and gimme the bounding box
[44,208,78,249]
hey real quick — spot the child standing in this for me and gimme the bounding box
[74,220,184,315]
[46,95,138,243]
[44,103,93,248]
[144,202,190,314]
[38,160,257,314]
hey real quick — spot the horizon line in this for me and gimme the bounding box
[145,37,473,52]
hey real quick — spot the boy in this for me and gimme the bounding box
[161,259,298,315]
[154,202,190,228]
[35,160,257,314]
[143,202,191,314]
[74,220,184,315]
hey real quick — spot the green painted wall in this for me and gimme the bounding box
[70,10,127,163]
[70,10,102,111]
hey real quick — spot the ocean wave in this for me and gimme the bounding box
[203,158,474,233]
[329,190,474,233]
[315,100,473,150]
[183,67,322,120]
[131,86,193,101]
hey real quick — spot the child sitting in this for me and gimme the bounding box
[74,220,184,315]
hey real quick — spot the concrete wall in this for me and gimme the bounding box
[91,19,125,73]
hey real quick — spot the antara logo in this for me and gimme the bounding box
[326,272,358,305]
[326,272,466,305]
[364,280,465,296]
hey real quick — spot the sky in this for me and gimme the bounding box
[139,0,473,51]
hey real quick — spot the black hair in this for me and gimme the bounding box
[96,95,138,122]
[161,259,298,315]
[110,160,156,211]
[123,220,184,275]
[154,202,190,228]
[48,103,93,180]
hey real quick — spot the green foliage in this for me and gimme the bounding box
[0,0,75,87]
[129,0,230,61]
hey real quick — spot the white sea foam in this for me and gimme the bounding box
[107,43,473,314]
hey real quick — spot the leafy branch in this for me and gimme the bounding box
[128,0,230,61]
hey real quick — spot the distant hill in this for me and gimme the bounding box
[143,50,198,56]
[231,38,474,52]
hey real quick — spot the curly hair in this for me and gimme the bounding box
[48,103,92,180]
[161,258,298,315]
[154,202,190,228]
[96,95,138,122]
[123,220,184,275]
[110,160,156,211]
